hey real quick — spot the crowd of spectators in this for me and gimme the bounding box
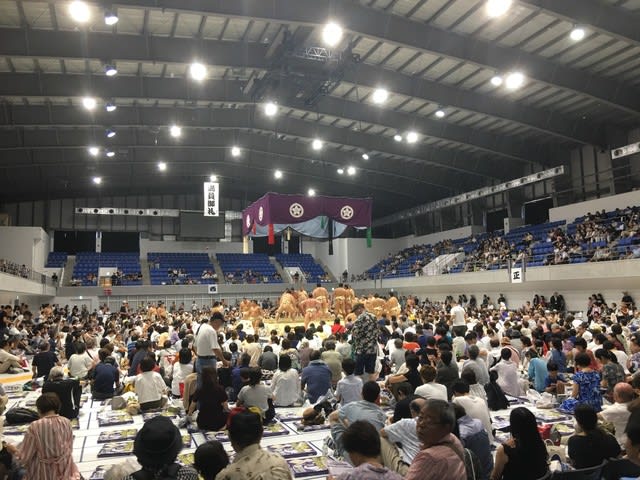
[224,270,282,284]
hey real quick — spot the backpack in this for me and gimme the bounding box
[5,407,39,425]
[131,464,181,480]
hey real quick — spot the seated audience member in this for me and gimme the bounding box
[595,349,625,400]
[271,355,301,407]
[333,420,403,480]
[490,407,548,480]
[559,352,603,413]
[258,345,278,372]
[435,349,459,398]
[91,348,120,400]
[189,366,229,431]
[125,354,168,411]
[329,382,387,457]
[490,348,521,397]
[321,341,344,386]
[460,369,487,401]
[0,337,25,374]
[414,365,447,401]
[42,366,82,419]
[4,392,81,480]
[335,358,363,406]
[67,342,94,379]
[599,382,633,447]
[462,345,490,386]
[525,349,547,393]
[124,416,198,479]
[237,367,274,424]
[215,410,292,480]
[103,460,139,480]
[452,380,494,443]
[171,347,194,397]
[31,341,60,380]
[380,397,425,476]
[300,350,332,403]
[543,361,566,395]
[453,403,493,480]
[405,399,466,480]
[386,353,422,400]
[391,383,420,422]
[194,440,230,480]
[618,411,640,479]
[568,404,620,469]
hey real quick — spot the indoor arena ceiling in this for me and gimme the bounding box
[0,0,639,218]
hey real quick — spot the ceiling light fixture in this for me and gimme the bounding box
[372,88,389,105]
[209,175,218,182]
[505,71,525,90]
[158,161,167,171]
[105,128,116,138]
[189,62,207,81]
[88,146,99,156]
[435,109,446,118]
[406,131,419,144]
[570,26,586,41]
[104,10,118,25]
[362,153,369,160]
[104,64,117,76]
[337,168,344,175]
[312,139,323,151]
[169,125,182,138]
[490,75,503,87]
[231,146,241,157]
[347,166,356,176]
[264,102,278,117]
[274,170,283,179]
[394,134,403,142]
[486,0,512,18]
[105,101,117,112]
[82,97,97,110]
[92,176,102,185]
[322,22,343,47]
[69,1,91,23]
[308,188,316,197]
[105,150,115,158]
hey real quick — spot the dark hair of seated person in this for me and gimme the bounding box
[342,420,381,458]
[194,440,229,480]
[36,392,61,415]
[228,410,263,449]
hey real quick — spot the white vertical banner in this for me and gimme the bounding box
[510,267,523,283]
[204,182,219,216]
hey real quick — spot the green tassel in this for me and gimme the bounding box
[366,227,372,248]
[320,216,326,229]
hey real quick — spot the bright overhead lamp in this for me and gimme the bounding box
[362,153,369,160]
[92,176,102,185]
[274,170,283,179]
[105,102,117,112]
[486,0,512,18]
[264,102,278,117]
[231,146,241,157]
[490,75,503,87]
[209,174,218,182]
[189,62,207,81]
[105,150,115,158]
[406,131,419,144]
[570,27,586,41]
[69,1,91,23]
[394,134,403,142]
[312,139,323,151]
[322,22,343,47]
[372,88,389,105]
[104,64,117,76]
[158,161,167,171]
[337,168,344,175]
[88,146,99,157]
[169,125,182,138]
[435,109,446,118]
[105,128,116,138]
[505,71,525,90]
[82,97,97,110]
[104,10,118,25]
[347,166,356,176]
[307,188,316,197]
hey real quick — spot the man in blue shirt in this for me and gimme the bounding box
[300,350,332,403]
[526,349,548,392]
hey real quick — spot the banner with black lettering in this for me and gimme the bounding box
[204,182,219,217]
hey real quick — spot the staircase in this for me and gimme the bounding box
[62,256,75,285]
[269,257,290,283]
[423,253,464,276]
[140,258,151,285]
[210,255,225,282]
[316,259,337,282]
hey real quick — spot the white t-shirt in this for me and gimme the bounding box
[383,418,421,464]
[600,402,631,446]
[194,322,220,358]
[451,305,466,326]
[453,395,494,442]
[414,382,448,401]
